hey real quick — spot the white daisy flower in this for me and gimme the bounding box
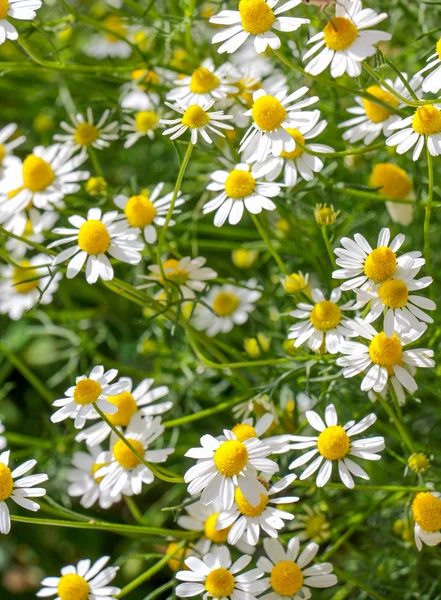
[217,473,298,546]
[257,536,338,600]
[229,413,291,454]
[303,0,391,78]
[0,0,42,45]
[209,0,309,55]
[67,446,120,510]
[289,404,385,489]
[49,208,144,284]
[332,227,424,291]
[289,504,330,543]
[261,110,334,186]
[0,421,5,450]
[415,37,441,94]
[75,377,172,446]
[175,545,266,600]
[412,491,441,551]
[369,163,414,227]
[120,68,161,111]
[336,319,435,394]
[386,103,441,160]
[84,15,131,59]
[37,556,120,599]
[240,86,319,162]
[3,208,58,258]
[54,108,119,153]
[192,281,261,337]
[184,429,278,510]
[113,184,184,244]
[95,413,174,498]
[203,162,281,227]
[288,287,356,355]
[0,253,61,320]
[142,256,217,300]
[0,450,48,535]
[0,124,25,173]
[121,109,163,148]
[167,58,239,106]
[50,365,128,429]
[0,143,89,214]
[161,100,234,144]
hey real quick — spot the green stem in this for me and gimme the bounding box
[331,186,415,205]
[88,147,103,176]
[292,480,426,492]
[251,214,287,274]
[163,392,254,428]
[424,142,434,279]
[295,139,386,158]
[124,496,146,524]
[377,395,415,453]
[321,225,336,269]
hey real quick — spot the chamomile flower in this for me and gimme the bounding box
[54,108,119,152]
[216,474,298,546]
[85,15,132,59]
[193,281,261,337]
[120,69,161,111]
[415,37,441,93]
[240,86,319,162]
[0,124,25,173]
[288,288,355,355]
[50,365,128,429]
[303,0,391,78]
[184,429,279,510]
[0,0,42,46]
[67,446,120,509]
[95,413,174,498]
[386,104,441,160]
[332,227,424,291]
[229,413,291,454]
[3,208,58,257]
[37,556,120,599]
[289,404,385,489]
[369,163,414,227]
[412,491,441,551]
[209,0,309,55]
[167,59,239,106]
[175,545,266,600]
[50,208,144,284]
[121,109,162,147]
[113,185,185,244]
[75,377,172,446]
[0,421,5,450]
[0,254,61,320]
[143,256,218,300]
[161,100,234,144]
[204,163,281,227]
[257,537,338,600]
[289,504,330,543]
[337,319,435,394]
[0,450,48,535]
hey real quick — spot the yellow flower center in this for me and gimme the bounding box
[73,378,103,406]
[205,568,235,598]
[364,247,397,282]
[284,273,308,293]
[369,332,403,372]
[74,123,100,146]
[378,279,408,309]
[437,37,441,61]
[412,105,441,135]
[104,15,128,43]
[190,67,220,95]
[305,514,327,539]
[167,542,188,572]
[204,513,232,543]
[239,0,275,34]
[362,86,399,123]
[12,262,40,294]
[0,463,13,501]
[408,453,430,474]
[370,163,411,198]
[91,462,107,483]
[181,105,210,129]
[113,438,144,469]
[22,154,55,193]
[280,128,305,159]
[310,300,341,331]
[231,423,257,442]
[235,488,269,516]
[232,248,258,269]
[213,440,248,476]
[0,0,8,19]
[252,95,286,132]
[225,169,256,199]
[270,561,304,596]
[132,69,161,87]
[412,492,441,532]
[0,143,5,165]
[105,391,138,426]
[213,291,240,316]
[317,425,350,460]
[161,258,189,286]
[124,194,157,228]
[78,220,111,255]
[57,574,90,600]
[324,17,358,51]
[135,111,159,132]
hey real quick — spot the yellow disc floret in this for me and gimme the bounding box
[78,220,111,255]
[190,67,220,95]
[235,488,268,516]
[22,154,55,193]
[213,292,240,316]
[252,95,286,132]
[74,123,100,147]
[408,452,430,474]
[182,105,210,128]
[0,0,9,20]
[104,15,128,42]
[0,144,5,165]
[91,462,107,483]
[124,195,157,227]
[232,423,258,442]
[370,163,412,199]
[310,301,341,331]
[135,111,159,132]
[205,568,235,598]
[362,86,399,123]
[204,512,232,543]
[369,332,403,371]
[0,463,13,502]
[378,279,408,309]
[225,170,256,199]
[57,574,90,600]
[213,440,248,476]
[113,438,144,469]
[12,262,40,294]
[162,258,189,285]
[105,391,138,426]
[412,492,441,532]
[364,247,397,282]
[73,378,102,406]
[437,37,441,61]
[280,128,305,159]
[270,560,304,596]
[324,17,358,51]
[412,105,441,135]
[239,0,275,35]
[317,425,350,460]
